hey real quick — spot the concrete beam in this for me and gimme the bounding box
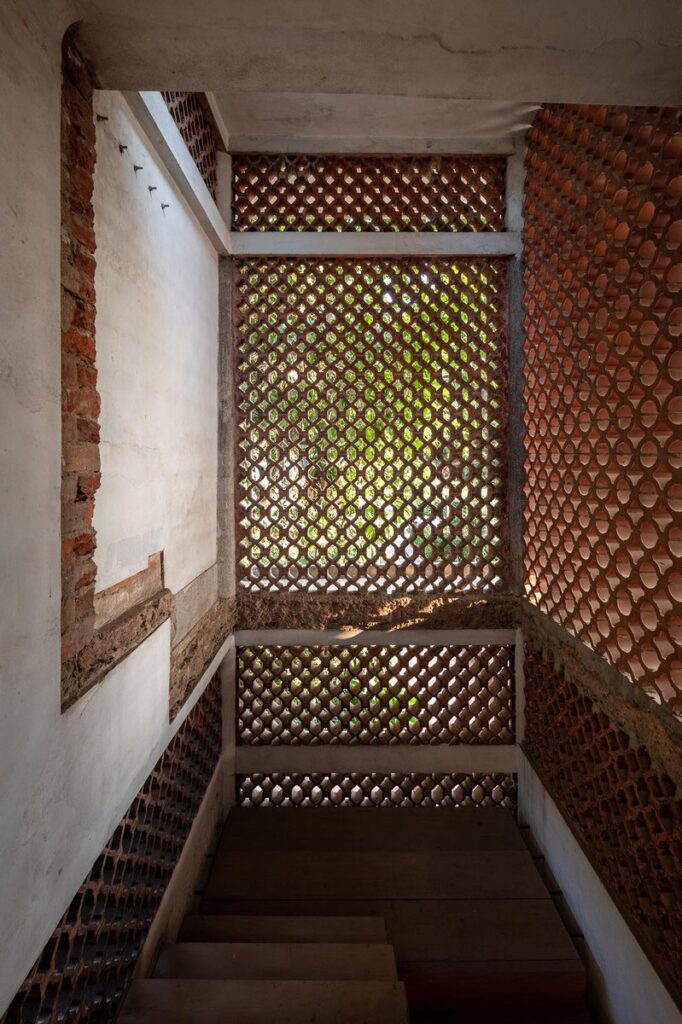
[122,91,230,254]
[228,231,521,258]
[235,628,517,648]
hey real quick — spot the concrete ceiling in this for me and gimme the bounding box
[76,0,682,153]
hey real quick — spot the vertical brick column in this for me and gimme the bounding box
[60,32,101,666]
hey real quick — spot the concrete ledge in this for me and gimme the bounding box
[61,589,173,710]
[122,91,230,254]
[518,752,681,1024]
[236,628,516,647]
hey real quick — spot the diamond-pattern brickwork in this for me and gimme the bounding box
[2,675,222,1024]
[238,772,517,809]
[236,257,508,594]
[162,92,219,198]
[238,644,514,744]
[524,642,681,1004]
[232,154,506,232]
[523,105,682,709]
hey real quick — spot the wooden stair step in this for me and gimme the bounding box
[154,941,398,980]
[178,913,388,943]
[220,807,525,852]
[195,899,580,963]
[412,1010,593,1024]
[402,958,586,1011]
[205,849,547,902]
[119,978,410,1023]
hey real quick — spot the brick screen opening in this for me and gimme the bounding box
[232,154,506,232]
[235,257,508,594]
[238,643,514,745]
[238,772,517,809]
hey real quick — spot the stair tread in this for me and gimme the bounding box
[220,807,525,851]
[154,941,398,980]
[119,978,409,1023]
[205,849,547,901]
[179,913,388,943]
[197,899,581,964]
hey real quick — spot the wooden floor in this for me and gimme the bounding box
[121,807,591,1023]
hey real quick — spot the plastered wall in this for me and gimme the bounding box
[93,90,218,595]
[0,6,220,1013]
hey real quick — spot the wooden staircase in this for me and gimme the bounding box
[119,807,592,1023]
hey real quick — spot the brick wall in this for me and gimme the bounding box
[161,92,219,197]
[524,638,681,1004]
[59,45,231,710]
[523,104,681,708]
[60,30,101,667]
[522,103,682,1007]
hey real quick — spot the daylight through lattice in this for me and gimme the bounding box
[232,154,506,232]
[239,772,517,809]
[236,257,508,594]
[238,644,514,744]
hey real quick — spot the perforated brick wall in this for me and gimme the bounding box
[523,104,682,709]
[238,643,514,745]
[232,154,506,232]
[236,256,508,595]
[524,641,681,1004]
[1,674,222,1024]
[162,92,219,198]
[239,772,516,809]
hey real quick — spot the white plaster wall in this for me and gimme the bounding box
[518,754,682,1024]
[0,7,220,1013]
[92,90,218,594]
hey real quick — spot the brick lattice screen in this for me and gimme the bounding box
[231,154,506,232]
[235,257,508,594]
[523,105,682,709]
[161,92,219,198]
[2,676,221,1024]
[523,643,681,1004]
[239,772,517,809]
[239,644,514,745]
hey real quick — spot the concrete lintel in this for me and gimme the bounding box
[236,743,518,775]
[227,231,521,258]
[122,91,230,255]
[229,135,517,155]
[235,628,517,648]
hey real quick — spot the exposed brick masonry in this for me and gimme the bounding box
[161,92,219,198]
[169,597,236,719]
[61,31,101,667]
[522,103,682,1008]
[523,104,681,709]
[523,638,681,1005]
[60,46,230,712]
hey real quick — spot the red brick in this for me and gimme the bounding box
[77,416,100,443]
[63,442,100,474]
[62,329,95,362]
